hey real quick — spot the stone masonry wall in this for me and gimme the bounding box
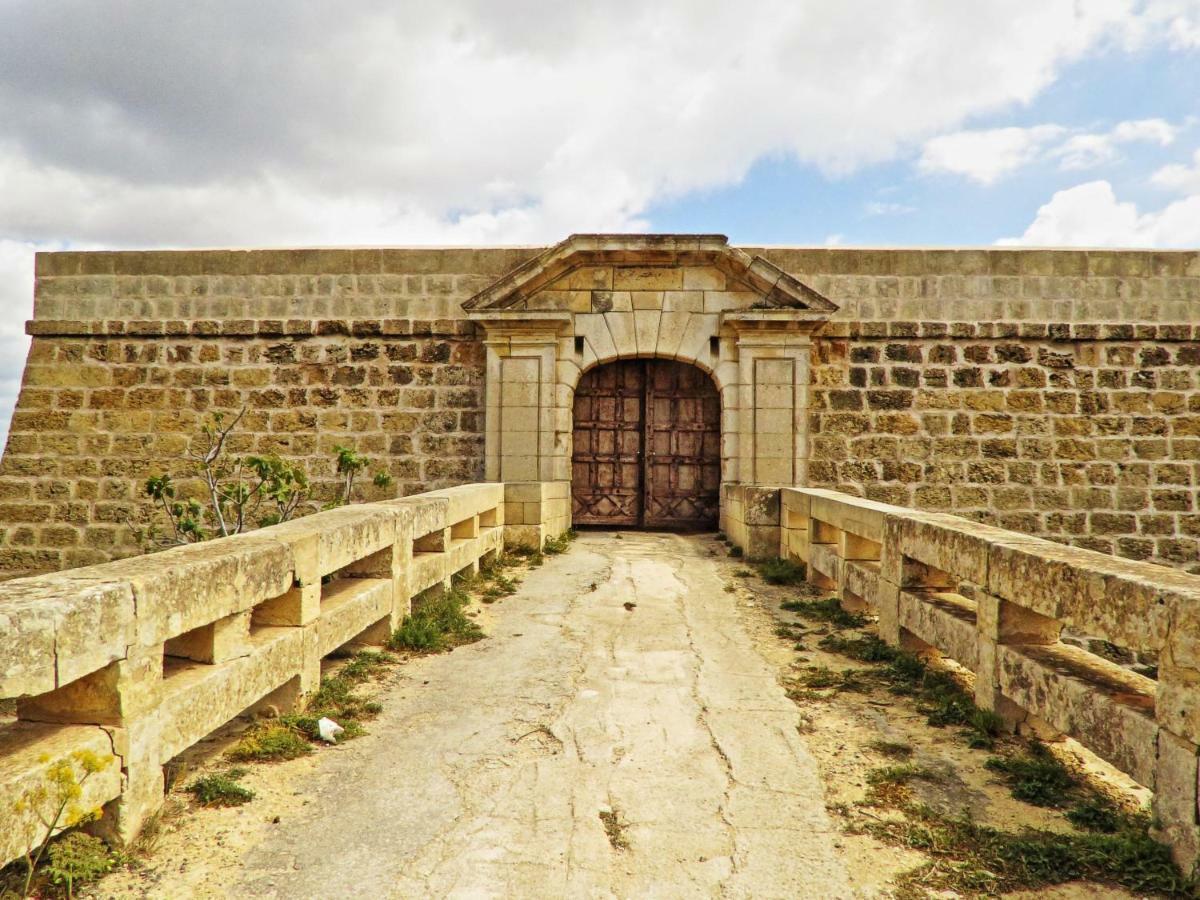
[1,245,1197,578]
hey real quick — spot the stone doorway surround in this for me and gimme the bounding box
[462,234,838,509]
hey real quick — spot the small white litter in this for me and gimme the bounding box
[317,717,345,744]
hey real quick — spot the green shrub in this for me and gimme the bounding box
[187,769,255,807]
[44,833,115,898]
[227,722,312,762]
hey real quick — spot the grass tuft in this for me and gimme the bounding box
[868,739,914,760]
[869,804,1194,898]
[543,529,576,555]
[187,769,255,807]
[755,557,808,585]
[985,743,1078,807]
[227,722,313,762]
[783,597,866,629]
[389,588,483,653]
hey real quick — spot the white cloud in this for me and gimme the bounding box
[1152,148,1200,193]
[864,201,916,217]
[922,118,1179,181]
[1121,0,1200,48]
[1000,179,1200,246]
[1052,117,1177,169]
[919,126,1066,185]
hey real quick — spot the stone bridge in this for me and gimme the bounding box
[2,478,1200,885]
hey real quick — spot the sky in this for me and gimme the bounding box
[0,0,1198,442]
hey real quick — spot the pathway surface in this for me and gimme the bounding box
[236,532,852,898]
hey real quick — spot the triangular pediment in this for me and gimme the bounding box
[462,234,838,313]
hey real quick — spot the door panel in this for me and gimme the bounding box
[571,358,721,530]
[571,360,645,526]
[643,360,721,529]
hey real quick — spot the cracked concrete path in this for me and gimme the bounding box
[237,532,852,899]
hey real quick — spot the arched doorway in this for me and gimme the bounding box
[572,359,721,529]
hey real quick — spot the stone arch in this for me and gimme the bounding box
[465,233,836,496]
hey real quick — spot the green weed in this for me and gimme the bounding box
[728,545,743,557]
[227,722,313,762]
[44,833,115,898]
[388,588,483,653]
[798,666,871,693]
[868,740,914,760]
[985,743,1078,807]
[543,529,576,555]
[187,769,255,807]
[755,557,808,585]
[339,650,396,684]
[783,597,865,629]
[869,804,1193,898]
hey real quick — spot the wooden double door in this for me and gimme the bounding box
[572,359,721,530]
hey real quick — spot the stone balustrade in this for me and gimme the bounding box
[0,481,570,868]
[721,483,1200,872]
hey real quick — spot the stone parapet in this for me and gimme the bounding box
[0,482,568,866]
[722,482,1200,873]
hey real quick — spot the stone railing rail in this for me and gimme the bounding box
[721,483,1200,872]
[0,480,570,868]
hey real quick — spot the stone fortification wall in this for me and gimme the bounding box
[1,245,1197,577]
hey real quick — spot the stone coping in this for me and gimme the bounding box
[33,246,1200,278]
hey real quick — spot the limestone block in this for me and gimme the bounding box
[633,310,661,356]
[808,491,896,545]
[897,590,979,670]
[780,489,812,529]
[19,643,163,727]
[987,540,1173,654]
[742,486,781,526]
[755,456,793,486]
[613,266,682,291]
[808,542,840,585]
[381,496,449,546]
[843,560,882,609]
[997,643,1157,787]
[574,313,617,363]
[0,724,122,867]
[0,595,59,697]
[882,512,1008,587]
[662,291,704,313]
[60,536,293,648]
[164,610,252,664]
[676,314,719,367]
[682,266,726,290]
[877,581,901,644]
[252,584,320,627]
[1158,666,1200,746]
[656,312,691,358]
[0,576,136,697]
[974,592,1061,644]
[602,312,637,358]
[318,579,393,657]
[1152,731,1200,873]
[745,525,781,561]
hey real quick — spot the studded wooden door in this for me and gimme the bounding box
[571,359,720,530]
